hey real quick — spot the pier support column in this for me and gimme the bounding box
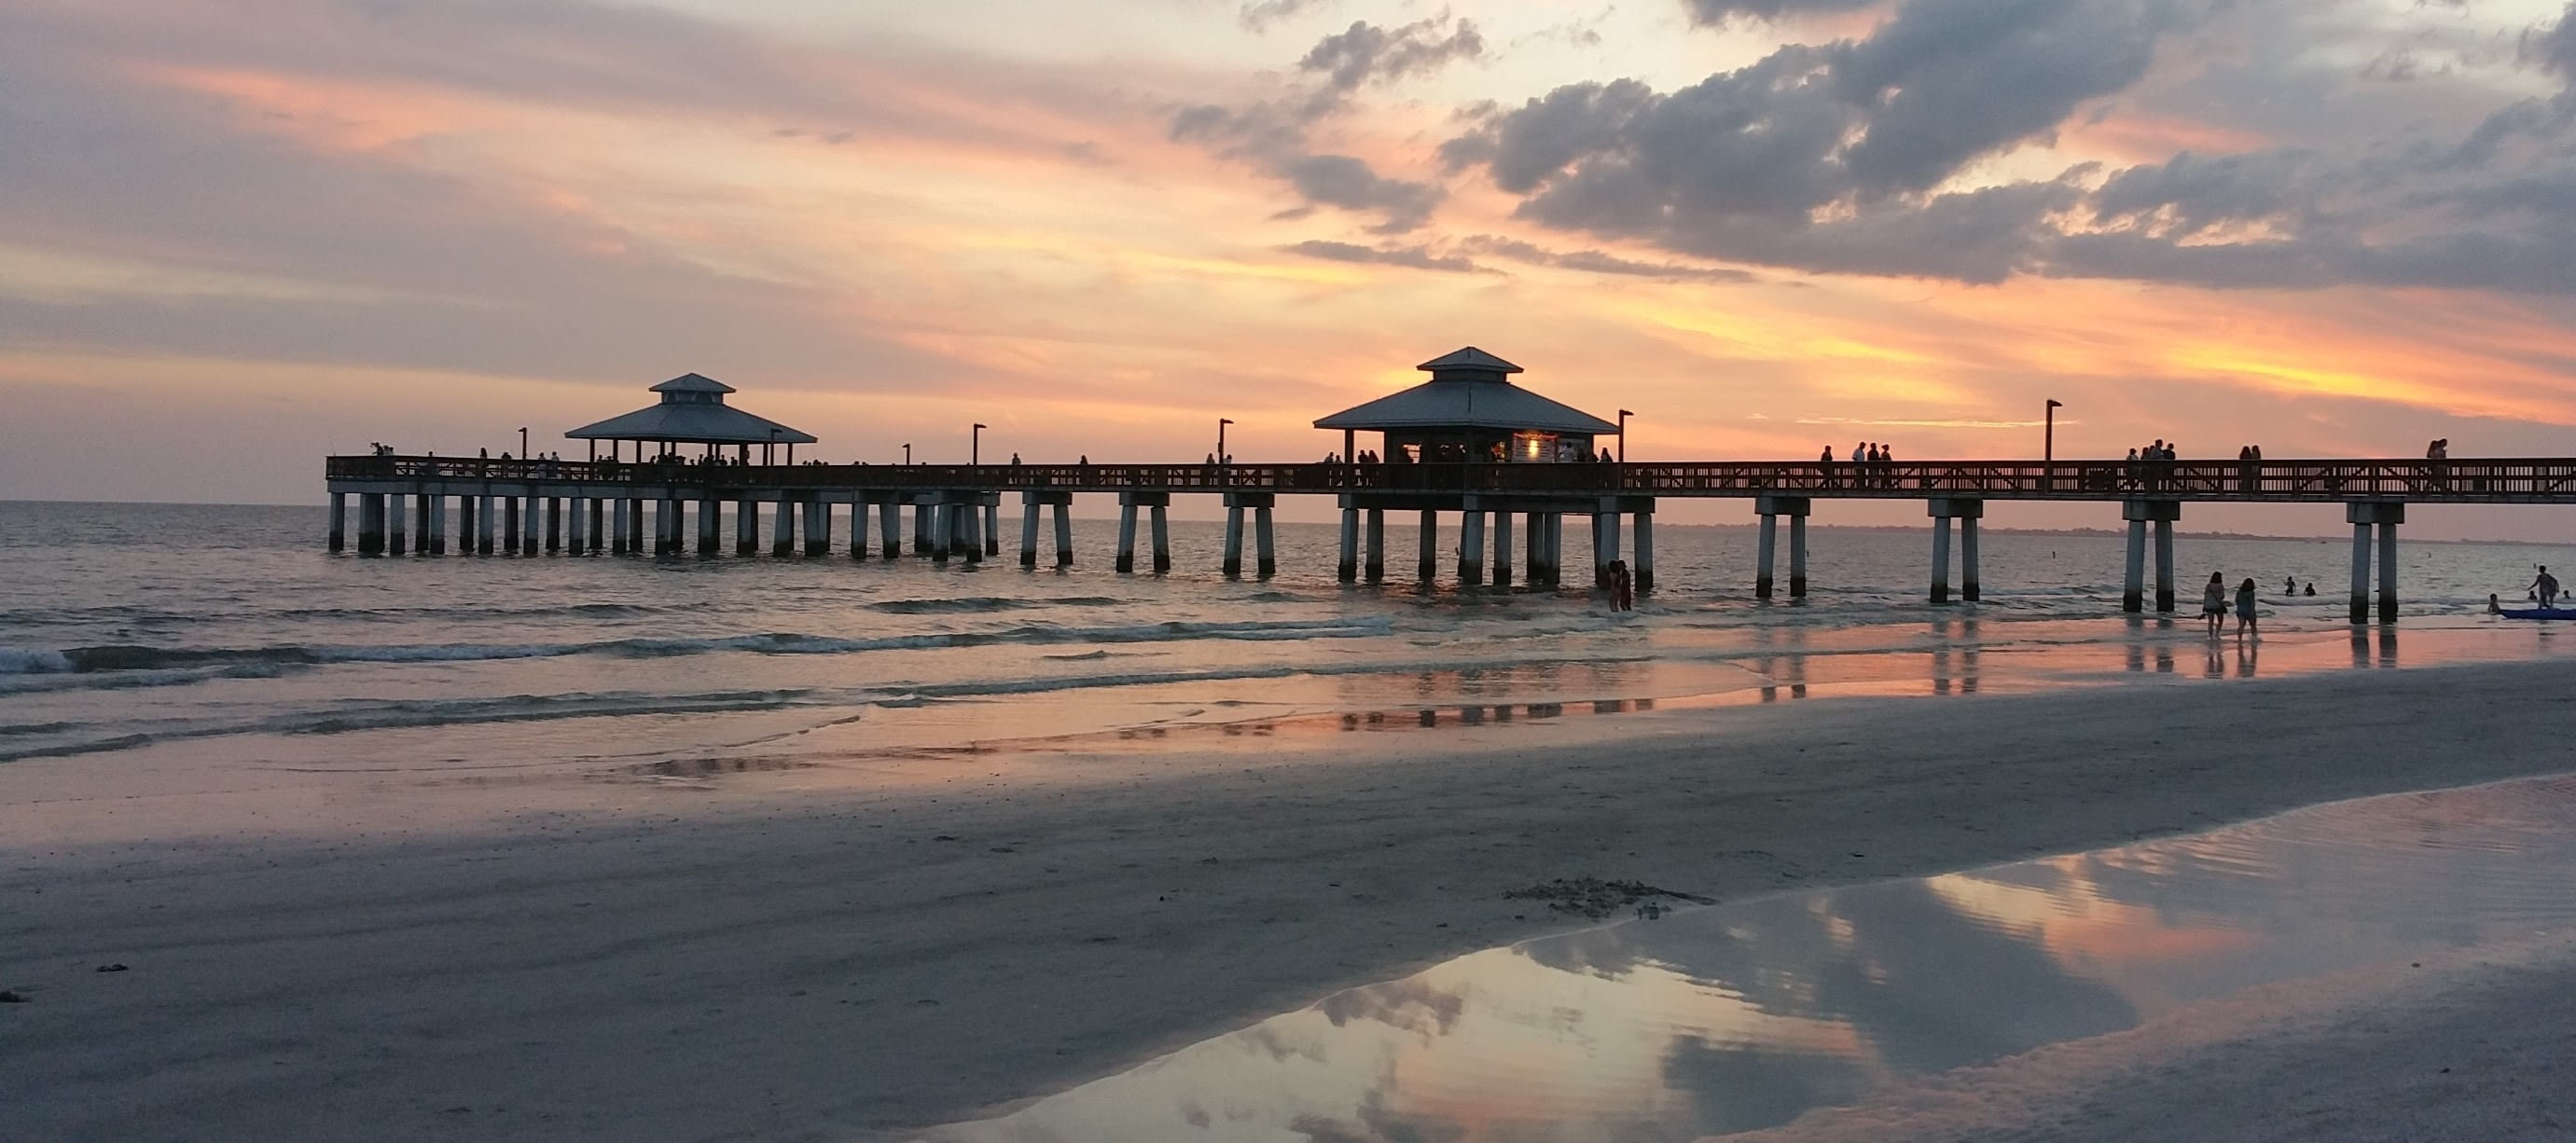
[928,503,950,563]
[771,498,795,557]
[329,491,347,552]
[611,497,629,554]
[589,498,605,555]
[1116,496,1140,574]
[478,494,496,556]
[2346,501,2405,624]
[1960,514,1981,602]
[806,501,831,558]
[429,495,449,556]
[912,497,933,556]
[984,503,1001,558]
[1459,507,1486,586]
[1052,502,1073,568]
[1927,499,1983,604]
[503,497,520,556]
[736,500,758,556]
[1756,514,1777,599]
[416,494,434,556]
[565,498,583,555]
[1150,502,1171,574]
[954,499,978,565]
[1226,493,1274,580]
[1418,511,1439,583]
[625,498,644,556]
[881,500,903,561]
[387,495,407,556]
[1335,506,1358,582]
[655,499,673,556]
[1491,511,1514,588]
[1632,510,1655,594]
[545,498,561,553]
[2120,501,2180,613]
[357,493,385,556]
[1364,509,1386,584]
[2154,519,2177,613]
[1021,495,1043,568]
[1594,502,1622,588]
[523,497,541,556]
[1255,505,1275,578]
[698,498,720,556]
[1789,514,1808,599]
[850,503,870,560]
[1224,503,1247,578]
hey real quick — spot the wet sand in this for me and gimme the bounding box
[7,657,2576,1140]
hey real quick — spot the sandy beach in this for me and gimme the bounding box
[7,656,2576,1141]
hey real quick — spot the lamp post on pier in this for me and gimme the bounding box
[2043,399,2062,491]
[1218,418,1233,463]
[903,443,912,466]
[519,426,528,459]
[972,423,986,465]
[1616,409,1633,463]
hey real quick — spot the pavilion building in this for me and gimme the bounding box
[1313,347,1619,465]
[565,373,817,464]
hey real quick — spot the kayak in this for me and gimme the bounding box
[2499,608,2576,620]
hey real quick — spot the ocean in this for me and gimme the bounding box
[6,500,2575,775]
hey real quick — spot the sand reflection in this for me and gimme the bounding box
[931,776,2576,1141]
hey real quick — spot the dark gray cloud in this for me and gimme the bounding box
[1439,0,2576,293]
[1458,235,1756,281]
[1282,240,1482,272]
[1299,17,1487,97]
[1170,17,1483,232]
[1683,0,1882,25]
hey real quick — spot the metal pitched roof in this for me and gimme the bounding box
[649,372,736,394]
[564,373,816,444]
[1314,349,1618,434]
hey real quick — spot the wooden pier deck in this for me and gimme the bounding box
[325,453,2576,622]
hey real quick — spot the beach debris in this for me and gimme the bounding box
[0,989,27,1002]
[1503,878,1712,920]
[94,964,129,973]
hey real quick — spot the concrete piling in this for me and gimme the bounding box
[851,502,870,559]
[773,497,796,557]
[983,503,1001,558]
[1149,502,1170,574]
[1418,511,1438,583]
[1755,513,1778,599]
[1789,513,1807,599]
[357,493,385,556]
[1365,509,1385,584]
[698,497,721,556]
[1116,496,1141,574]
[503,498,519,556]
[2347,501,2405,624]
[1254,504,1275,578]
[1927,498,1982,604]
[416,494,433,556]
[2120,501,2178,613]
[1052,501,1073,568]
[1632,511,1655,593]
[329,492,347,553]
[805,500,830,558]
[1593,503,1622,588]
[387,494,406,556]
[477,494,496,556]
[1473,509,1493,584]
[545,498,561,553]
[1021,495,1043,568]
[880,499,902,561]
[1490,510,1513,588]
[429,495,448,556]
[1225,504,1247,578]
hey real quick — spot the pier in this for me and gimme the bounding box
[324,351,2576,622]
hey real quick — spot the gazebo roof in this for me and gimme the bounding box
[565,373,817,445]
[1313,348,1618,434]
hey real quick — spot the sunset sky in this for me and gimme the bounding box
[8,0,2576,533]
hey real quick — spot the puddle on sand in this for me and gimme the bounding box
[926,775,2576,1142]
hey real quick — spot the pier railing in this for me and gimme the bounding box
[325,455,2576,503]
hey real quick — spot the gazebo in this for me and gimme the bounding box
[566,373,818,463]
[1314,348,1618,463]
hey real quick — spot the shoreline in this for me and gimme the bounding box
[8,656,2576,1139]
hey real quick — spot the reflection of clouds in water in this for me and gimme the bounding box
[936,778,2576,1143]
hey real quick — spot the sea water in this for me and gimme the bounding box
[6,501,2576,774]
